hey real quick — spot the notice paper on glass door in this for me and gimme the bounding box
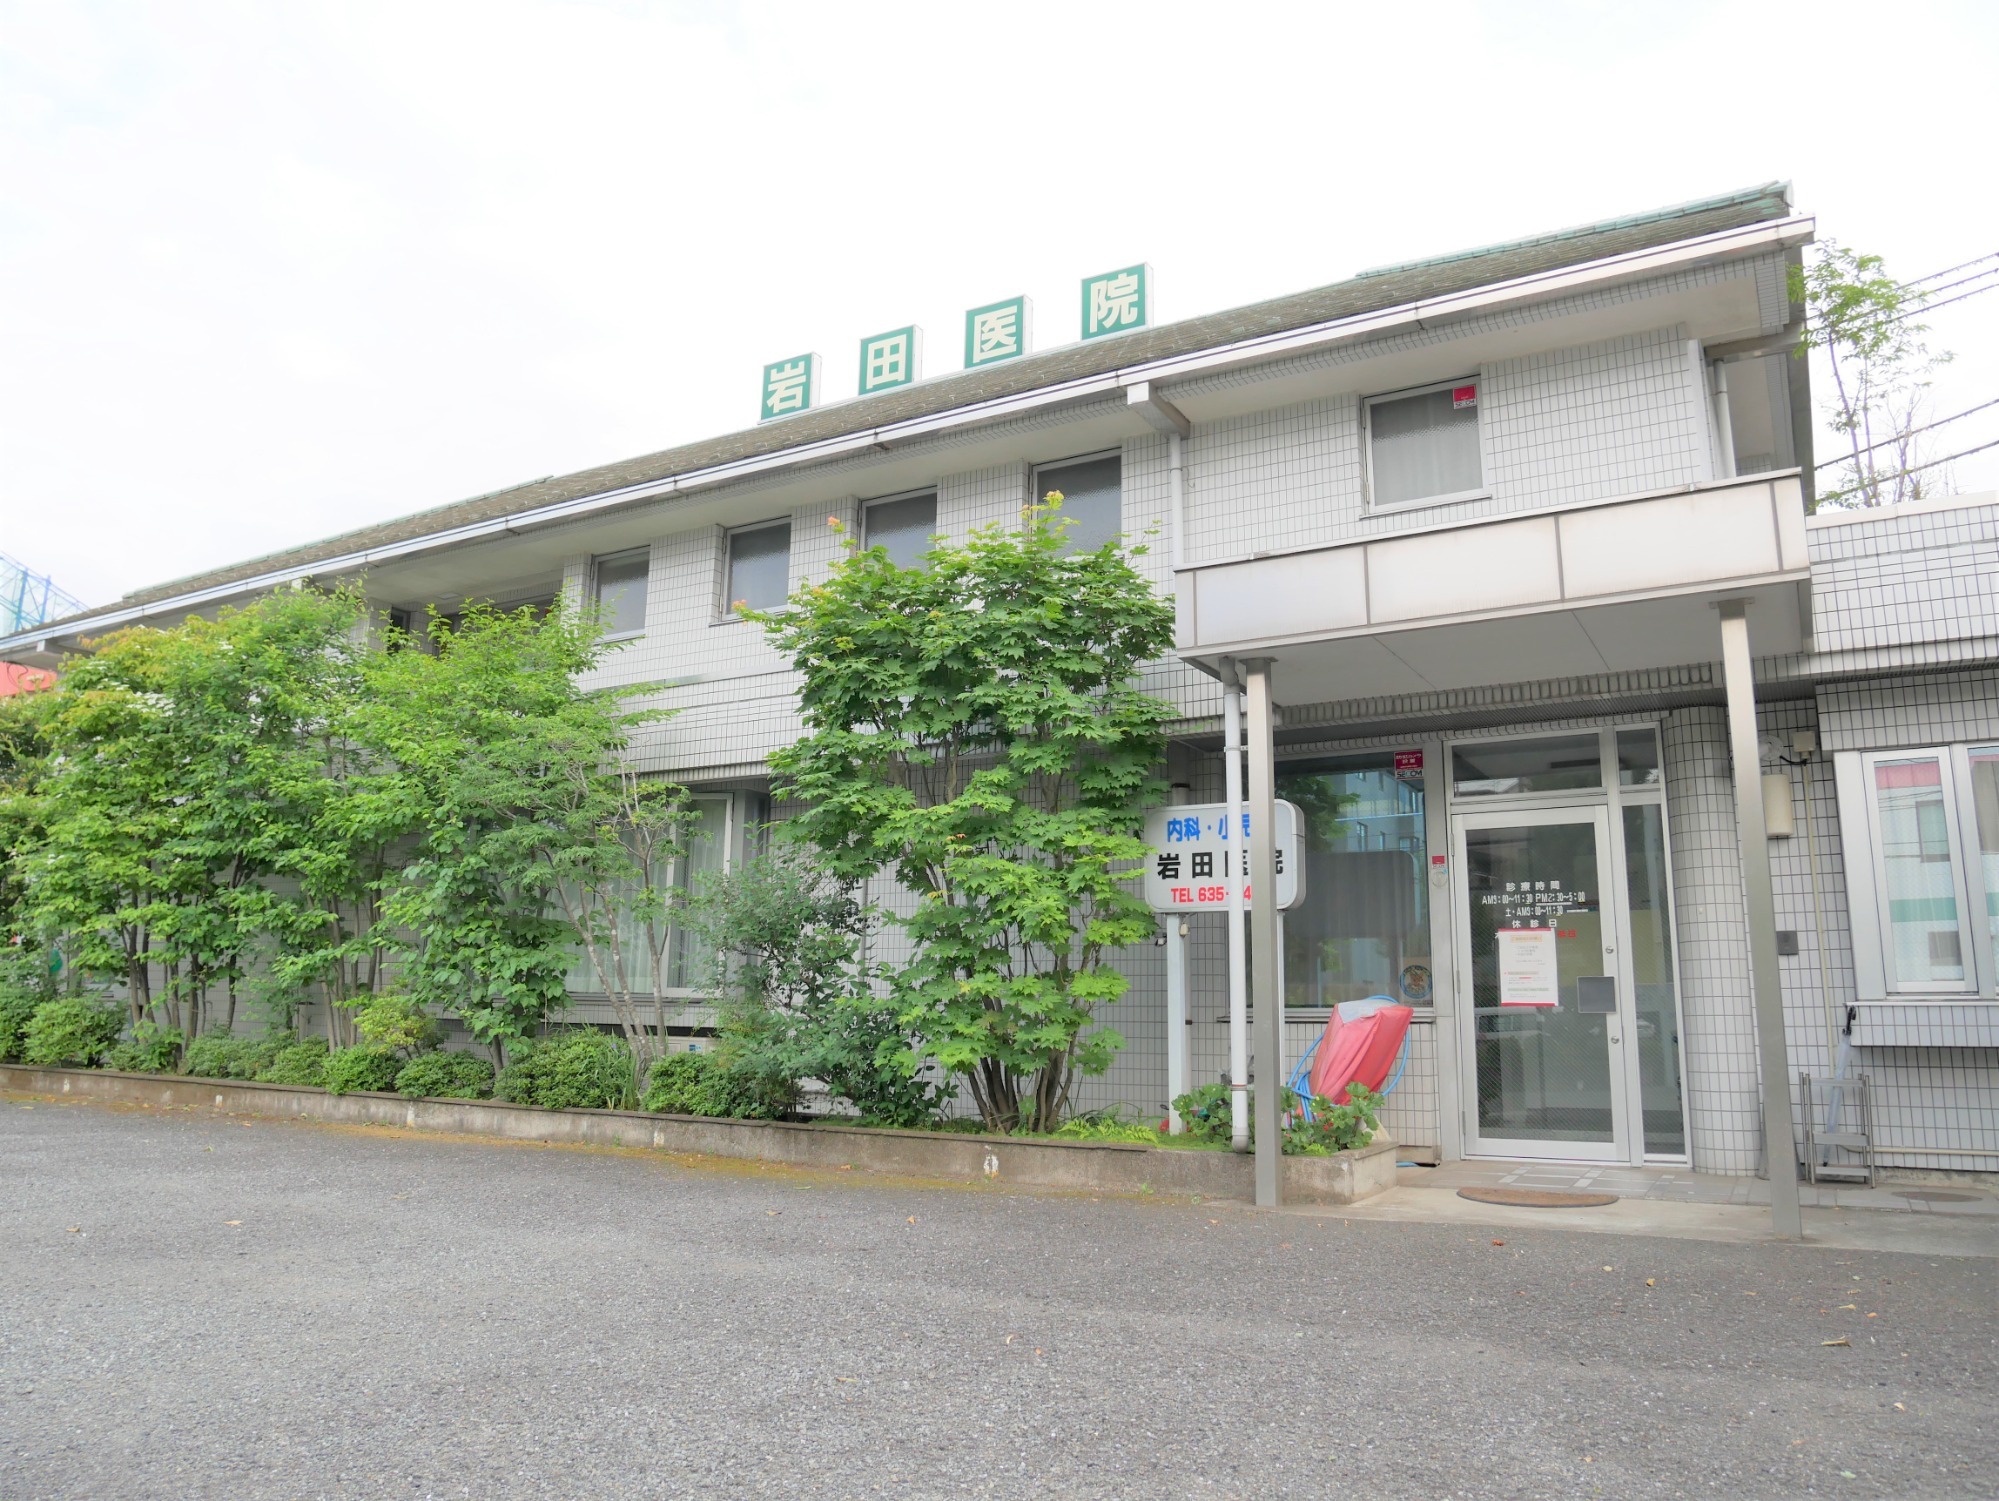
[1496,927,1559,1007]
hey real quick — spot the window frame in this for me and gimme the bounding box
[1031,449,1124,553]
[859,487,940,567]
[720,517,793,620]
[563,790,742,1003]
[590,546,652,640]
[1361,374,1491,514]
[1838,744,1994,999]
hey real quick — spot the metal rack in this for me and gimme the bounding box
[1799,1070,1875,1186]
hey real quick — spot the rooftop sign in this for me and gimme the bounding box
[761,264,1151,418]
[759,353,821,422]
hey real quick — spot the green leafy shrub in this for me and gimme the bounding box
[104,1023,184,1073]
[22,996,124,1067]
[639,1045,795,1120]
[349,993,445,1054]
[182,1032,255,1080]
[494,1031,633,1111]
[180,1031,295,1080]
[0,945,58,1062]
[640,1051,715,1114]
[395,1050,495,1100]
[682,846,945,1128]
[256,1038,330,1087]
[322,1044,403,1095]
[0,985,41,1064]
[1170,1081,1384,1154]
[1285,1084,1384,1156]
[1051,1105,1162,1144]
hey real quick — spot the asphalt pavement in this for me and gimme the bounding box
[2,1094,1994,1500]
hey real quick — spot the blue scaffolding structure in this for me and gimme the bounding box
[2,552,87,637]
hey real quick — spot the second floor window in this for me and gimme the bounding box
[1034,454,1122,553]
[862,491,937,569]
[593,548,650,637]
[1365,378,1485,509]
[727,521,791,612]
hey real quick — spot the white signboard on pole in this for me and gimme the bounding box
[1141,800,1304,912]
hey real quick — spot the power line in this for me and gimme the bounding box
[1909,250,1999,285]
[1888,281,1999,323]
[1819,434,1999,503]
[1813,395,1999,468]
[1905,264,1999,301]
[1806,267,1999,335]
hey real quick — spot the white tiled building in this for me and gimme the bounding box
[13,183,1996,1196]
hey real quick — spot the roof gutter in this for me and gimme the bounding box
[6,215,1813,656]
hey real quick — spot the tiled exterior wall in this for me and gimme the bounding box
[1658,707,1765,1174]
[1801,669,1999,1173]
[1809,503,1999,657]
[1178,325,1706,564]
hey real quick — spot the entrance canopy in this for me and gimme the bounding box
[1178,472,1808,698]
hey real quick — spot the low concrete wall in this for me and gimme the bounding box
[0,1064,1398,1205]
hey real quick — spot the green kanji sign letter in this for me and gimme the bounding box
[1080,264,1150,340]
[858,326,921,395]
[964,295,1031,369]
[760,353,820,421]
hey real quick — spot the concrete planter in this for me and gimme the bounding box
[0,1063,1398,1206]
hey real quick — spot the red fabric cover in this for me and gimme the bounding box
[1307,1000,1414,1103]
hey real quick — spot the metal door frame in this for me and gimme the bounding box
[1452,803,1635,1163]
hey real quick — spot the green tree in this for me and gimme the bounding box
[536,759,692,1082]
[0,684,58,940]
[1793,241,1952,509]
[357,603,674,1061]
[25,589,386,1044]
[756,500,1174,1133]
[685,842,946,1127]
[28,625,193,1031]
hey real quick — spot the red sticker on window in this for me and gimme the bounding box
[1452,384,1477,409]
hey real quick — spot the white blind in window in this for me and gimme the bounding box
[1370,387,1481,507]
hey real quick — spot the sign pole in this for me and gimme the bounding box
[1244,659,1283,1208]
[1222,663,1250,1154]
[1165,917,1188,1133]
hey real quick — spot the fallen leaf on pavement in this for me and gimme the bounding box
[224,1220,242,1227]
[1491,1240,1505,1247]
[1646,1279,1655,1287]
[1822,1337,1851,1347]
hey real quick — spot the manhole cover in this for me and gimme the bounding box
[1896,1189,1980,1204]
[1457,1187,1618,1208]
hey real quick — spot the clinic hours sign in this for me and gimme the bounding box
[1141,801,1305,912]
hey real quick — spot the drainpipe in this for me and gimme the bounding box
[1221,658,1251,1153]
[1712,359,1738,479]
[1168,430,1186,572]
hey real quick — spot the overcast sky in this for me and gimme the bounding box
[4,0,1996,611]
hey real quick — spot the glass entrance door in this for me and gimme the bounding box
[1453,806,1630,1161]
